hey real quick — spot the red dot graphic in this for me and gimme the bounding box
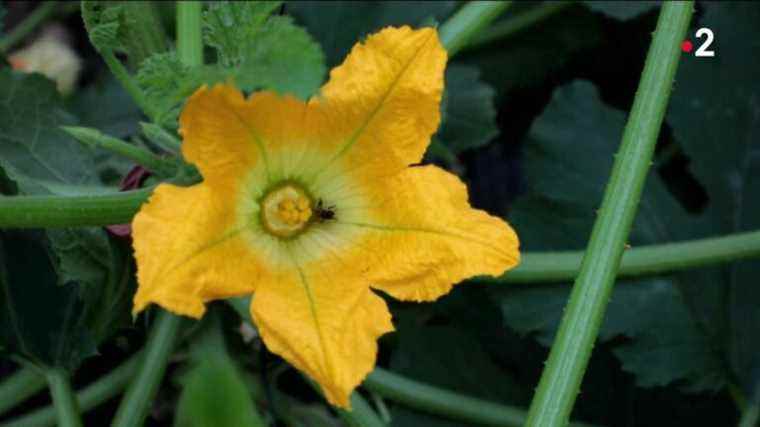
[681,40,693,53]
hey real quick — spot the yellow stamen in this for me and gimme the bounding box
[261,184,313,237]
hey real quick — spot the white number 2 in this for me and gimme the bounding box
[695,28,715,57]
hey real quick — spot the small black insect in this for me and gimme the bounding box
[314,199,336,222]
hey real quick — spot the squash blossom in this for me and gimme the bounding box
[132,26,520,407]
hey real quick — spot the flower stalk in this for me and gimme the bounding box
[62,126,178,177]
[524,2,695,426]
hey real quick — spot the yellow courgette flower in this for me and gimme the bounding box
[131,26,520,408]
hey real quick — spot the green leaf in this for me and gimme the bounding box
[135,51,212,127]
[0,69,112,196]
[81,1,127,53]
[289,1,456,68]
[0,69,134,369]
[175,355,265,427]
[436,64,498,155]
[234,16,325,98]
[667,1,760,393]
[203,1,324,98]
[175,315,265,427]
[0,231,96,370]
[583,1,660,20]
[492,80,726,391]
[203,0,282,67]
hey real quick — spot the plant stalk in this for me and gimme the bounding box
[438,1,511,57]
[467,0,574,49]
[524,2,694,426]
[45,369,82,427]
[2,354,142,427]
[0,368,46,416]
[62,126,177,177]
[111,312,182,427]
[176,1,203,67]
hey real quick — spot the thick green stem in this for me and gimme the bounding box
[45,369,82,427]
[524,3,694,427]
[0,188,152,228]
[485,229,760,283]
[2,354,142,427]
[467,1,574,49]
[62,126,177,177]
[364,368,595,427]
[176,1,203,67]
[0,368,46,416]
[438,1,511,57]
[0,1,59,53]
[111,312,182,427]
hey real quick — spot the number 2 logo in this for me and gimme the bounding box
[694,28,715,57]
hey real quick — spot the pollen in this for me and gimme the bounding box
[260,184,313,237]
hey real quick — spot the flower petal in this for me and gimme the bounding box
[250,247,393,408]
[132,183,265,318]
[311,26,446,183]
[338,165,520,301]
[179,84,264,189]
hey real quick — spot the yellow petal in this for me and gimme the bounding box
[132,183,265,318]
[337,165,520,301]
[179,84,264,190]
[309,26,446,187]
[250,246,394,408]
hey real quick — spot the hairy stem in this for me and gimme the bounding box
[524,3,694,426]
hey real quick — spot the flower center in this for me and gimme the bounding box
[260,184,313,238]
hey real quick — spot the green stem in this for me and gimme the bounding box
[140,122,182,154]
[45,369,82,427]
[364,368,595,427]
[0,368,46,416]
[337,393,387,427]
[101,50,159,120]
[111,312,183,427]
[119,1,167,69]
[524,3,694,427]
[467,0,574,49]
[0,1,58,53]
[438,1,511,57]
[485,229,760,283]
[0,188,152,228]
[2,354,142,427]
[62,126,177,177]
[176,1,203,67]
